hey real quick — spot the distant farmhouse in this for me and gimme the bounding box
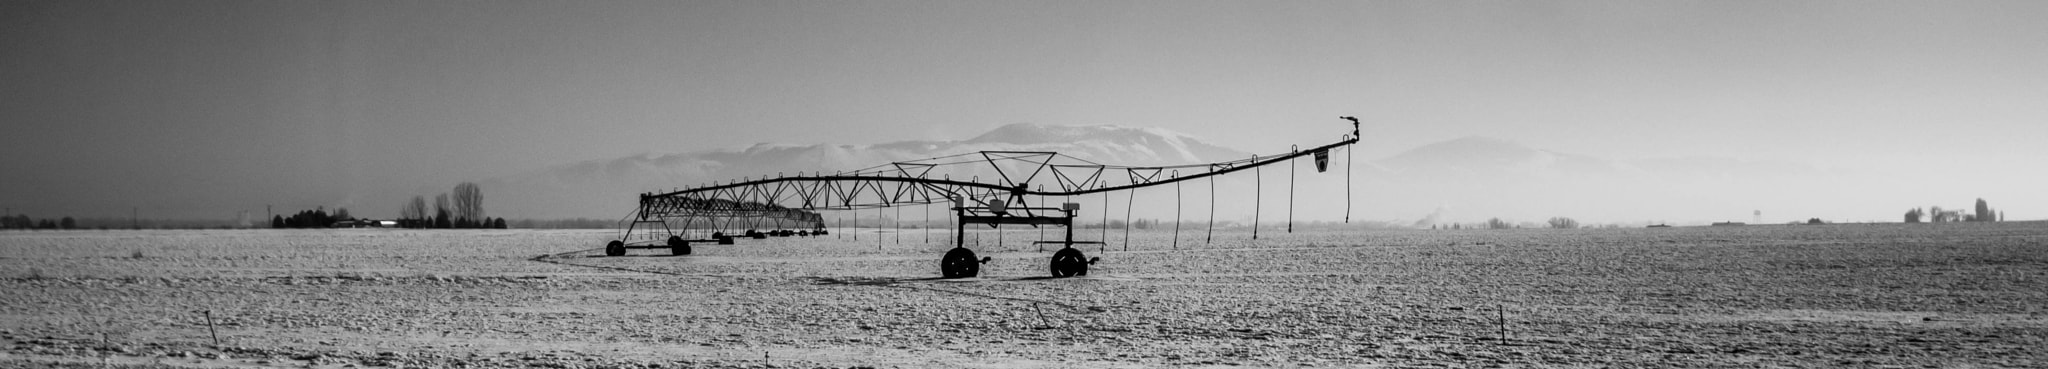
[332,219,398,228]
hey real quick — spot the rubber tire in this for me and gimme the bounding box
[1050,247,1089,277]
[668,236,691,256]
[605,240,626,257]
[941,247,980,279]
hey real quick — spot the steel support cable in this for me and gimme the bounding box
[611,205,641,242]
[626,136,1356,251]
[1040,152,1106,167]
[847,152,987,172]
[649,137,1351,200]
[624,127,1358,248]
[887,157,1028,169]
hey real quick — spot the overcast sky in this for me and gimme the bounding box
[3,0,2044,221]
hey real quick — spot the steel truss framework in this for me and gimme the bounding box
[611,118,1363,277]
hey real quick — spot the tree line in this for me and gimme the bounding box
[0,215,77,230]
[1426,216,1621,230]
[1904,198,2003,223]
[265,182,503,229]
[398,182,505,229]
[272,207,353,228]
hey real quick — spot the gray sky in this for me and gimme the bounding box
[4,0,2044,221]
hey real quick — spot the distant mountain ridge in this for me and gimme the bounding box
[1369,136,1820,182]
[482,123,1255,218]
[1355,135,1831,226]
[482,125,1829,224]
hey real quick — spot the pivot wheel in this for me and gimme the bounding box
[1050,247,1089,277]
[668,236,691,256]
[940,247,981,279]
[605,240,626,257]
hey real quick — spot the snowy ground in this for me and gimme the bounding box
[1,223,2044,368]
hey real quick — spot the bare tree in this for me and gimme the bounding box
[1547,217,1579,229]
[453,182,483,228]
[1486,217,1513,229]
[402,196,428,228]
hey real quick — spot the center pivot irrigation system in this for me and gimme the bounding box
[606,117,1363,278]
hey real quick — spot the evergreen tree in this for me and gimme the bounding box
[1975,198,1994,222]
[434,194,452,229]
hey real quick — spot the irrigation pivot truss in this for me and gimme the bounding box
[607,117,1363,278]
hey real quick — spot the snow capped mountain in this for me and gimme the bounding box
[1356,135,1836,225]
[479,126,1839,225]
[482,123,1254,219]
[961,123,1245,164]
